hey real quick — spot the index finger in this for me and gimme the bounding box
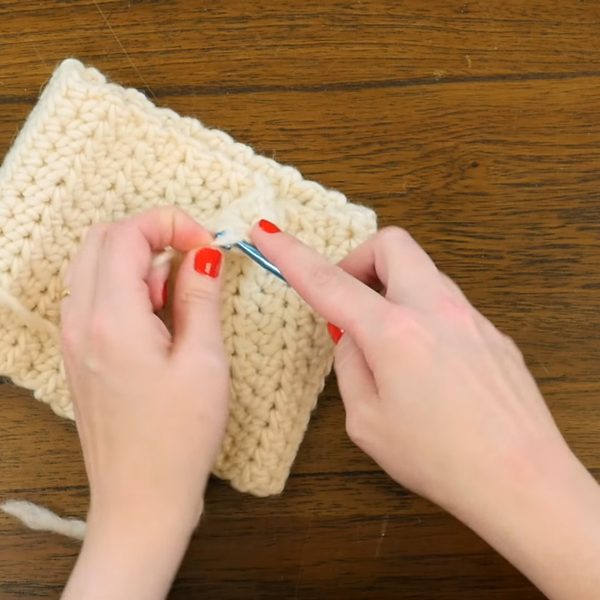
[251,222,390,346]
[95,207,213,322]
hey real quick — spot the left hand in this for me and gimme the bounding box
[60,207,230,535]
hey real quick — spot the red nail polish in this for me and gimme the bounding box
[327,323,344,345]
[162,282,168,305]
[258,219,281,234]
[194,248,222,278]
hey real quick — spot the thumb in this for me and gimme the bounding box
[171,246,225,354]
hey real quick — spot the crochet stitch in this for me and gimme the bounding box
[0,59,377,500]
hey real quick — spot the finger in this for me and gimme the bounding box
[335,336,379,450]
[251,222,390,349]
[101,207,212,290]
[94,208,213,326]
[60,223,109,331]
[170,246,226,357]
[146,252,173,311]
[334,334,379,413]
[336,227,452,308]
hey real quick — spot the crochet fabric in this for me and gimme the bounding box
[0,59,377,497]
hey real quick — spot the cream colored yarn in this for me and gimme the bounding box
[0,59,377,499]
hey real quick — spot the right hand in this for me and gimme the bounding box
[251,223,569,519]
[254,221,600,600]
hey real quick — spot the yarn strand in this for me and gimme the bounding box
[0,286,58,337]
[1,500,86,541]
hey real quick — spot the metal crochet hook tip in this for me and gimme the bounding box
[214,232,287,283]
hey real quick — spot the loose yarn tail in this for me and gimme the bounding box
[0,291,79,539]
[0,285,58,337]
[1,500,86,541]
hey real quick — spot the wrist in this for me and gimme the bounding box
[62,498,200,600]
[460,438,600,600]
[86,495,201,546]
[87,470,207,540]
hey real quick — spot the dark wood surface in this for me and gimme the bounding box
[2,1,600,598]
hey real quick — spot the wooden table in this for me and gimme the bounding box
[2,1,600,598]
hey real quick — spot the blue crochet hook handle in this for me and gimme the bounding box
[214,232,287,283]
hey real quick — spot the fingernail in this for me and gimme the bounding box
[327,323,344,345]
[258,219,281,234]
[194,248,222,278]
[162,282,168,305]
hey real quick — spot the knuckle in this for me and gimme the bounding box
[378,306,436,353]
[89,222,109,236]
[88,311,118,346]
[59,323,79,354]
[378,226,412,246]
[437,293,474,322]
[144,206,177,232]
[382,305,419,338]
[178,285,215,307]
[99,226,121,251]
[105,220,127,241]
[345,411,365,445]
[433,277,477,325]
[85,222,111,244]
[205,354,230,379]
[181,350,229,383]
[306,261,340,291]
[151,205,179,220]
[440,272,466,299]
[501,333,525,361]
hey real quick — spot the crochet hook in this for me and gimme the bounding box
[214,232,287,283]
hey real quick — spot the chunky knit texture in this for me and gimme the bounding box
[0,59,377,497]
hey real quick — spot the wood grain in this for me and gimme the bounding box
[2,1,600,598]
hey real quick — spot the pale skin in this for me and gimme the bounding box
[59,207,600,600]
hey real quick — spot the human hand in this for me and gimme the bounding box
[252,222,600,600]
[60,208,230,599]
[252,223,563,513]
